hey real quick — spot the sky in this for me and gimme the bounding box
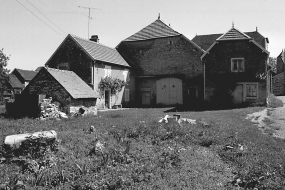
[1,0,285,72]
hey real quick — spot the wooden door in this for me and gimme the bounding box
[156,78,183,105]
[142,91,151,106]
[232,84,243,104]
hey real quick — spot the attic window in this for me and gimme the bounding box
[58,62,69,70]
[231,58,244,72]
[168,40,173,45]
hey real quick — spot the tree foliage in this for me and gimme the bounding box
[0,48,10,100]
[99,76,126,96]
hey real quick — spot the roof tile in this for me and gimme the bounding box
[8,74,24,88]
[192,30,267,51]
[45,67,99,99]
[123,19,180,42]
[15,69,37,81]
[70,35,130,67]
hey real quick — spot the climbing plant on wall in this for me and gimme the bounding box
[99,76,127,96]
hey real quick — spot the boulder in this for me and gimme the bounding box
[4,130,57,148]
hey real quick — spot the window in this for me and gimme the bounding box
[246,84,257,98]
[124,89,129,102]
[231,58,244,72]
[57,62,69,70]
[104,65,111,77]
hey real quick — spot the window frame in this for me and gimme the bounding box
[231,58,245,72]
[245,83,258,99]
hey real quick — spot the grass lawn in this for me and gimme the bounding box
[1,107,285,189]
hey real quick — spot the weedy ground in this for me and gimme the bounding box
[1,106,285,189]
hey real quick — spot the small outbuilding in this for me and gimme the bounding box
[22,67,99,113]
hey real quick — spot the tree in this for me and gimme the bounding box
[268,57,277,73]
[0,48,10,101]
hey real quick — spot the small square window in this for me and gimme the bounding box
[246,84,257,98]
[231,58,244,72]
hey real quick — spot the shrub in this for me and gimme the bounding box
[267,93,284,108]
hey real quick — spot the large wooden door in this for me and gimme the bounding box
[156,78,183,106]
[232,84,243,104]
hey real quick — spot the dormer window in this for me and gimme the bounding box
[231,58,244,72]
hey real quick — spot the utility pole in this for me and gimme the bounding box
[78,6,102,38]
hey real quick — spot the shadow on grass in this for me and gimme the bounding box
[163,102,258,113]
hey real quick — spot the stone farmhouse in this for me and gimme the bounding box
[193,26,271,106]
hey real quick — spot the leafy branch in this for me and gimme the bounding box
[99,76,127,96]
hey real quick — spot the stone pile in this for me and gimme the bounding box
[39,98,68,120]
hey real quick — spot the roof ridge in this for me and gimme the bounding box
[16,68,37,72]
[45,66,74,73]
[70,34,116,51]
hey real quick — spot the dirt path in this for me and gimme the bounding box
[270,96,285,139]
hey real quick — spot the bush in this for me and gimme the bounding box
[267,93,284,108]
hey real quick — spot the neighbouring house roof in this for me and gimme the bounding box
[45,67,99,99]
[46,34,130,67]
[192,30,268,51]
[8,74,24,88]
[192,27,269,59]
[13,68,37,81]
[123,19,181,42]
[217,27,251,41]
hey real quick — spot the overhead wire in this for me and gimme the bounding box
[25,0,66,35]
[15,0,63,37]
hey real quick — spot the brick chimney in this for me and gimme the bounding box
[90,35,99,43]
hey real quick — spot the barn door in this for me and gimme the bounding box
[156,78,182,106]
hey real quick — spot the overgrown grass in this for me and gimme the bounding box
[1,107,285,189]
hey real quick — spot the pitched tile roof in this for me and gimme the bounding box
[192,30,267,51]
[192,33,222,51]
[217,27,251,41]
[8,74,24,88]
[123,19,180,42]
[45,67,99,99]
[14,69,37,81]
[70,34,129,67]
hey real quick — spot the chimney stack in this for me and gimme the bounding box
[90,35,99,43]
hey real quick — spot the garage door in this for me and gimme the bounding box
[156,78,183,105]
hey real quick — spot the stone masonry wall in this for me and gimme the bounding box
[117,35,204,104]
[273,72,285,95]
[22,69,72,110]
[204,40,268,103]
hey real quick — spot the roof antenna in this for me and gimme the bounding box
[232,21,234,28]
[158,13,160,20]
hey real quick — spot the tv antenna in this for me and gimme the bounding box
[78,6,102,38]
